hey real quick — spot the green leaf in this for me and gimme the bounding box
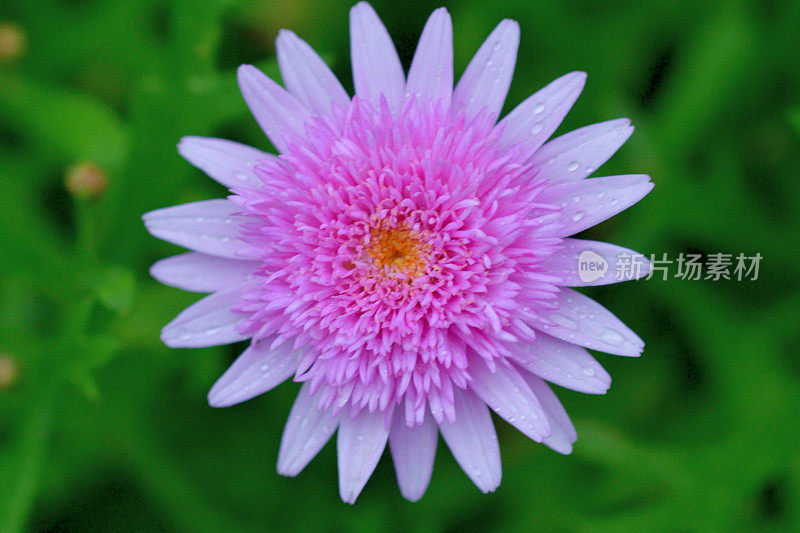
[0,73,130,170]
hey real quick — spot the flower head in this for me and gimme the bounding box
[144,2,652,503]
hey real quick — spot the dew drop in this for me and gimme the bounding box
[609,198,619,206]
[533,103,545,114]
[235,172,249,181]
[582,367,595,376]
[567,161,580,172]
[573,196,581,203]
[553,313,578,330]
[597,192,606,200]
[205,327,221,336]
[530,123,543,135]
[572,211,585,222]
[600,328,625,345]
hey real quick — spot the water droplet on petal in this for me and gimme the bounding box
[600,328,625,345]
[533,103,545,114]
[567,161,580,172]
[572,211,585,222]
[530,123,543,135]
[582,367,595,376]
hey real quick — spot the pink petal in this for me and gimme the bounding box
[177,136,268,190]
[531,118,634,182]
[405,8,453,106]
[453,19,519,119]
[438,388,501,493]
[538,174,653,236]
[207,340,303,408]
[533,288,645,356]
[160,283,254,348]
[498,71,586,157]
[468,359,551,442]
[237,65,310,153]
[150,252,258,293]
[277,383,339,476]
[389,410,438,502]
[337,406,390,504]
[349,2,405,113]
[276,29,350,117]
[142,199,248,258]
[509,333,611,394]
[521,374,577,454]
[541,238,651,286]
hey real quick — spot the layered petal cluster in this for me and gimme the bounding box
[144,2,652,503]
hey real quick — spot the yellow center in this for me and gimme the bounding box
[366,225,429,278]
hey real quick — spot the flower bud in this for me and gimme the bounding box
[0,22,27,63]
[0,354,20,390]
[65,162,108,200]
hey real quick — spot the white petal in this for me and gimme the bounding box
[207,340,303,407]
[540,238,651,286]
[337,407,390,504]
[237,65,310,153]
[142,199,248,259]
[533,288,645,356]
[389,410,438,502]
[438,388,501,493]
[453,19,519,119]
[277,383,339,476]
[499,71,586,157]
[521,374,577,454]
[538,174,654,236]
[276,29,350,117]
[468,360,550,442]
[160,283,255,348]
[349,2,405,113]
[150,252,259,293]
[177,136,268,189]
[531,118,634,182]
[405,8,453,106]
[509,333,611,394]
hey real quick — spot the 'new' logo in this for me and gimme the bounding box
[577,251,608,282]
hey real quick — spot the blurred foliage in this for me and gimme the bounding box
[1,0,799,531]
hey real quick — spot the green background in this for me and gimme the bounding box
[1,0,799,531]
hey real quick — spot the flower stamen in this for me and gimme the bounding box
[366,224,430,278]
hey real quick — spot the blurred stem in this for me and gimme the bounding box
[0,389,55,533]
[75,199,100,265]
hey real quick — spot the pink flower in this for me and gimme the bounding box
[144,2,652,503]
